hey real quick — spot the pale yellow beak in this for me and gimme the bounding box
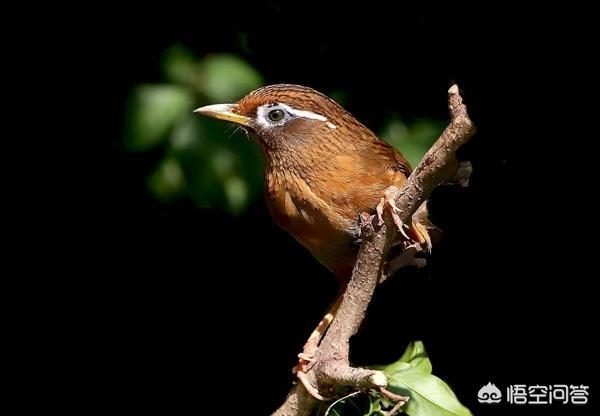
[193,103,251,126]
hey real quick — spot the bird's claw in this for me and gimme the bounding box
[297,352,316,362]
[297,370,329,400]
[376,186,411,240]
[292,352,317,374]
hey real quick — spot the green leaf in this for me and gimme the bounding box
[171,116,262,215]
[199,54,263,102]
[223,174,249,214]
[388,340,432,375]
[124,84,194,151]
[161,44,199,87]
[147,156,186,201]
[169,115,203,152]
[383,342,472,416]
[379,117,445,167]
[364,398,383,416]
[387,368,472,416]
[375,341,431,376]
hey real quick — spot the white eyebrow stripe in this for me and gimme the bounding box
[282,105,327,121]
[279,103,337,128]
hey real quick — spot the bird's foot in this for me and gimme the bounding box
[410,202,433,252]
[291,304,337,375]
[376,186,411,240]
[377,187,433,252]
[290,296,343,399]
[292,345,318,374]
[293,343,330,400]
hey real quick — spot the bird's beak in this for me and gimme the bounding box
[193,103,251,126]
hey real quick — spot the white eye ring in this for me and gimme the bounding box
[256,104,290,127]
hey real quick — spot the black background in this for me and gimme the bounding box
[66,3,595,415]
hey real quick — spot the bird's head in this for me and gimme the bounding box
[194,84,367,152]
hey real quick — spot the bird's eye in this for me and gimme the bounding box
[268,109,285,122]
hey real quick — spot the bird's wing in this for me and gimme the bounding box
[369,138,412,178]
[314,138,411,220]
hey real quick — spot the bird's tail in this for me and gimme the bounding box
[408,201,440,252]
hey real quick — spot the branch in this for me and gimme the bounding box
[273,84,476,416]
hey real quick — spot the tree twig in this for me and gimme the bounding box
[272,84,476,416]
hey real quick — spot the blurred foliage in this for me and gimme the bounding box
[380,118,445,168]
[322,341,472,416]
[124,45,264,214]
[124,44,443,215]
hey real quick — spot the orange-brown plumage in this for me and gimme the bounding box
[196,84,429,282]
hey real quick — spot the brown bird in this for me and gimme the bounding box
[195,84,432,373]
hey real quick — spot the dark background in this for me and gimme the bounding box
[73,3,594,415]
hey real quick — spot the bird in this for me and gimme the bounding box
[194,84,432,374]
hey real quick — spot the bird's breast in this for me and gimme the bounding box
[264,169,359,277]
[265,170,358,240]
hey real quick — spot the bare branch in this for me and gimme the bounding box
[272,84,476,416]
[273,383,318,416]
